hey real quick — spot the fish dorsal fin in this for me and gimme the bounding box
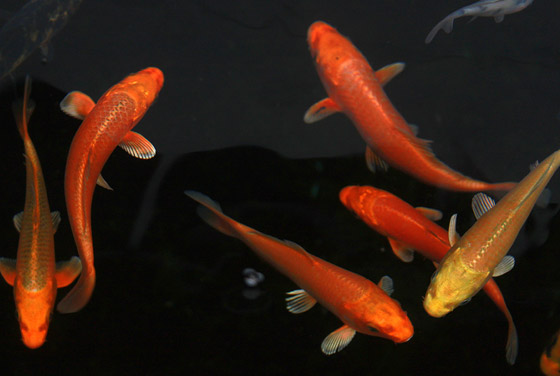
[0,258,16,286]
[493,255,515,277]
[374,62,405,86]
[286,289,317,314]
[415,207,443,221]
[321,325,356,355]
[303,98,341,124]
[51,211,61,233]
[472,193,495,220]
[60,91,96,120]
[387,238,414,262]
[283,240,316,264]
[377,275,394,296]
[55,256,83,288]
[448,213,459,246]
[119,131,156,159]
[365,147,389,173]
[13,211,23,232]
[96,174,113,190]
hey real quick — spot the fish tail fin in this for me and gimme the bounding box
[505,316,519,365]
[185,191,240,238]
[12,76,35,140]
[425,16,455,44]
[56,267,96,313]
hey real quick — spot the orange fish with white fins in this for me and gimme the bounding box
[424,149,560,318]
[0,77,81,349]
[305,21,515,192]
[58,67,164,313]
[340,185,517,364]
[186,190,413,354]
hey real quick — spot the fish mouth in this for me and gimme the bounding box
[307,21,334,53]
[143,67,165,90]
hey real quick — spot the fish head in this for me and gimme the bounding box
[14,281,57,349]
[121,67,165,110]
[339,185,388,228]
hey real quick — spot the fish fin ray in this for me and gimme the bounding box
[375,62,405,86]
[0,258,16,286]
[365,147,389,173]
[425,16,455,43]
[448,214,459,246]
[388,237,414,262]
[321,325,356,355]
[303,98,341,124]
[472,192,495,219]
[415,207,443,221]
[119,131,156,159]
[377,276,394,296]
[13,211,23,232]
[51,211,61,233]
[55,256,82,288]
[493,255,515,277]
[60,91,95,120]
[285,289,317,314]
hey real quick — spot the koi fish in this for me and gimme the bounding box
[541,328,560,376]
[424,149,560,319]
[425,0,534,44]
[340,185,518,364]
[186,190,413,354]
[57,67,164,313]
[0,76,82,349]
[305,21,515,192]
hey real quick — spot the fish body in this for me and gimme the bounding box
[0,0,83,80]
[58,67,164,313]
[186,191,413,354]
[541,329,560,376]
[340,185,518,364]
[425,0,534,43]
[424,149,560,318]
[0,77,81,349]
[305,21,514,192]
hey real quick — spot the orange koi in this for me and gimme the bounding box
[340,185,517,364]
[186,191,413,354]
[424,150,560,319]
[305,21,515,192]
[0,77,81,349]
[57,67,164,313]
[541,328,560,376]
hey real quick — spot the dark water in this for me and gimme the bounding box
[0,0,559,375]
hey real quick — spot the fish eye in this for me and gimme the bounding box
[367,326,379,333]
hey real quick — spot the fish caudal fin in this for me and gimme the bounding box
[56,267,96,313]
[506,319,519,365]
[185,191,239,238]
[425,16,455,44]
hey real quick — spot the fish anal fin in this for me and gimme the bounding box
[13,211,23,232]
[375,62,405,86]
[303,98,341,124]
[286,289,317,314]
[55,256,82,288]
[321,325,356,355]
[493,255,515,277]
[415,207,443,221]
[119,131,156,159]
[377,275,394,296]
[387,237,414,262]
[365,147,389,173]
[51,211,61,233]
[60,91,95,120]
[96,174,113,190]
[0,258,16,286]
[472,193,495,220]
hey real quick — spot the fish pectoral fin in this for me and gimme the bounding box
[365,147,389,173]
[321,325,356,355]
[60,91,96,120]
[119,131,156,159]
[415,207,443,221]
[285,289,317,314]
[374,62,405,86]
[55,256,83,288]
[472,192,495,220]
[494,14,504,23]
[387,237,414,262]
[51,211,61,233]
[303,98,341,124]
[377,275,394,296]
[493,256,515,277]
[96,174,113,190]
[0,258,16,286]
[12,211,23,232]
[448,214,459,246]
